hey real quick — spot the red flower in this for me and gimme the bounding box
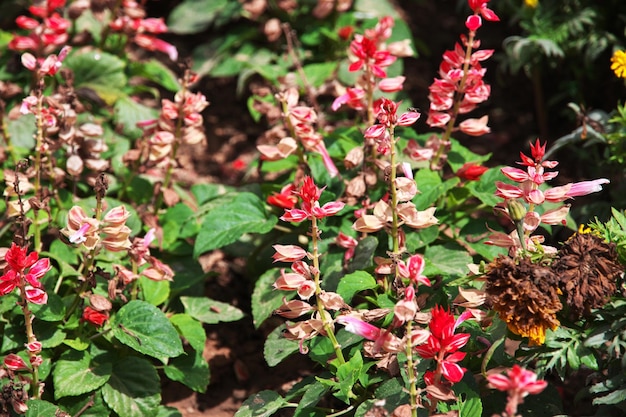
[0,243,50,304]
[456,162,488,181]
[280,177,345,223]
[415,306,471,384]
[82,306,109,327]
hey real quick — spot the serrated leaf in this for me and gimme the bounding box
[194,192,277,257]
[346,236,378,273]
[170,313,206,353]
[102,356,161,417]
[53,350,112,399]
[252,269,295,329]
[336,271,377,303]
[25,400,62,417]
[164,351,210,393]
[235,390,286,417]
[181,296,244,324]
[111,300,183,361]
[264,324,299,367]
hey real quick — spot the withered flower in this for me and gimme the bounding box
[552,233,623,319]
[485,256,561,346]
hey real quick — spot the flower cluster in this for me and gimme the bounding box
[487,365,547,417]
[136,79,209,169]
[9,0,69,54]
[0,243,51,305]
[332,16,413,114]
[272,177,346,352]
[63,205,132,252]
[610,49,626,79]
[258,88,339,177]
[415,306,471,388]
[489,140,609,255]
[107,0,178,61]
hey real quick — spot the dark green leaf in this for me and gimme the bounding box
[170,313,206,353]
[181,296,245,324]
[64,50,127,102]
[235,390,286,417]
[252,269,295,329]
[139,277,170,306]
[102,356,161,417]
[424,244,473,280]
[336,271,377,303]
[264,324,299,367]
[195,192,277,256]
[346,236,378,273]
[111,300,183,361]
[113,95,159,139]
[168,0,241,34]
[164,351,210,393]
[25,400,62,417]
[53,350,112,399]
[30,292,65,321]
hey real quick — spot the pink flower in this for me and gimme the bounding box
[331,87,365,111]
[0,243,51,304]
[272,245,308,263]
[397,254,431,286]
[281,177,345,222]
[459,115,490,136]
[4,354,30,371]
[378,76,405,92]
[466,15,482,31]
[336,315,402,353]
[487,365,547,416]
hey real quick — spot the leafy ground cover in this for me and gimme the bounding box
[0,1,625,417]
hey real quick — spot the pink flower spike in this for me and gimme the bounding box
[459,115,490,136]
[466,15,482,31]
[26,341,42,353]
[487,365,547,395]
[336,316,381,341]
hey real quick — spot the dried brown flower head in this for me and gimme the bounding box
[552,233,623,319]
[485,256,562,346]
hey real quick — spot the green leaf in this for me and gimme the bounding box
[156,406,184,417]
[264,324,299,367]
[164,351,210,393]
[113,95,159,140]
[235,390,286,417]
[53,350,112,399]
[467,167,504,207]
[30,292,65,321]
[7,114,35,150]
[412,169,458,210]
[25,400,62,417]
[293,379,328,417]
[336,271,377,303]
[346,236,378,273]
[111,300,183,361]
[102,356,161,417]
[129,60,181,92]
[170,313,206,353]
[64,50,127,103]
[58,391,109,417]
[302,62,337,88]
[447,137,491,172]
[336,351,363,403]
[195,192,277,257]
[139,276,170,306]
[252,269,295,329]
[424,244,473,280]
[168,0,241,34]
[181,296,245,324]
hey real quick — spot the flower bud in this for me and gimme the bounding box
[506,199,527,222]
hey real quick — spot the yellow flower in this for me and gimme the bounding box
[611,50,626,78]
[524,0,539,8]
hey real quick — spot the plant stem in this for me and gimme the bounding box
[18,284,40,398]
[311,216,345,364]
[405,321,419,417]
[32,80,45,252]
